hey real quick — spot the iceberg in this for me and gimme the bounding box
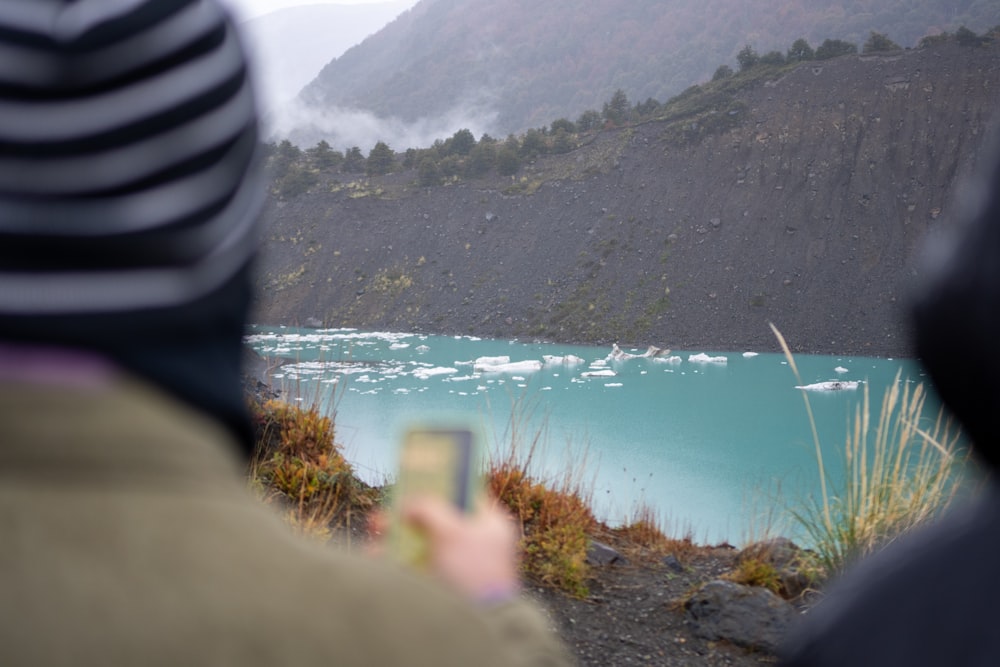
[581,369,617,378]
[474,359,543,374]
[412,366,458,380]
[688,353,728,364]
[543,354,586,366]
[795,380,860,392]
[607,343,672,361]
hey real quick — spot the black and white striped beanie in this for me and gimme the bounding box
[0,0,265,453]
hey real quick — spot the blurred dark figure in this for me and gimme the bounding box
[0,2,569,665]
[780,134,1000,665]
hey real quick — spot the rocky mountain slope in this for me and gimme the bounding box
[252,42,1000,357]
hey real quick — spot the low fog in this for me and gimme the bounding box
[264,96,500,154]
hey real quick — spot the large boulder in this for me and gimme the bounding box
[684,579,798,653]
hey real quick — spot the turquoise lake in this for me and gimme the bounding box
[245,325,942,544]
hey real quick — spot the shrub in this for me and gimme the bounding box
[550,117,576,135]
[496,145,521,176]
[366,141,395,176]
[815,38,858,60]
[575,109,602,133]
[787,38,814,62]
[863,31,901,53]
[736,44,759,71]
[274,165,317,198]
[712,64,734,81]
[488,456,596,598]
[248,398,378,542]
[417,157,441,186]
[485,411,597,598]
[956,26,983,47]
[342,146,366,173]
[760,50,786,66]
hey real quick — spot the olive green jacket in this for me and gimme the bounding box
[0,374,572,666]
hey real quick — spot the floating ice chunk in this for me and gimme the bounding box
[415,345,430,353]
[688,353,728,364]
[795,380,860,391]
[607,343,671,361]
[604,382,624,387]
[389,343,410,350]
[582,369,617,378]
[475,359,543,374]
[743,352,759,358]
[475,355,511,367]
[653,355,682,364]
[544,354,586,366]
[412,366,458,380]
[834,366,849,374]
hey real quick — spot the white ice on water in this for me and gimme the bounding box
[794,380,860,391]
[688,353,728,364]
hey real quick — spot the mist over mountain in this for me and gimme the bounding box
[290,0,1000,149]
[239,1,413,131]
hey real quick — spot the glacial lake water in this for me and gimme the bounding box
[245,325,945,544]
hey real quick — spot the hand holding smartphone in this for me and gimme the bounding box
[388,426,482,568]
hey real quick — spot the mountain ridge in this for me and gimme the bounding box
[253,42,1000,358]
[295,0,1000,141]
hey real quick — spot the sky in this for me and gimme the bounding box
[219,0,419,22]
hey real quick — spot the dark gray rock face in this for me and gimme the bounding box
[254,44,1000,358]
[684,580,798,653]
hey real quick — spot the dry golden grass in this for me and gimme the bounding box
[482,402,599,598]
[725,557,783,594]
[487,450,597,598]
[771,324,973,577]
[604,503,698,563]
[248,397,379,544]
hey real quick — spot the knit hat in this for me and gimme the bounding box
[912,136,1000,470]
[0,0,264,453]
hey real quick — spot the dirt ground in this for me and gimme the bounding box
[525,539,787,667]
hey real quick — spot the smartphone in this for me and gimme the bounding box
[387,426,481,568]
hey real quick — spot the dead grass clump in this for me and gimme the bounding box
[606,504,698,563]
[248,397,379,543]
[725,557,783,594]
[487,454,597,599]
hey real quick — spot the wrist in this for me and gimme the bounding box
[473,580,521,607]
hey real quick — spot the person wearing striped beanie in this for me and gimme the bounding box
[0,0,264,452]
[0,3,570,666]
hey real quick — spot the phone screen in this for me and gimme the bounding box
[388,427,481,567]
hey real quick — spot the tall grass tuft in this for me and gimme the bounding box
[248,396,379,544]
[607,503,697,563]
[484,403,597,598]
[772,324,971,577]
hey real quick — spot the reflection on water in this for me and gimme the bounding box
[245,325,939,544]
